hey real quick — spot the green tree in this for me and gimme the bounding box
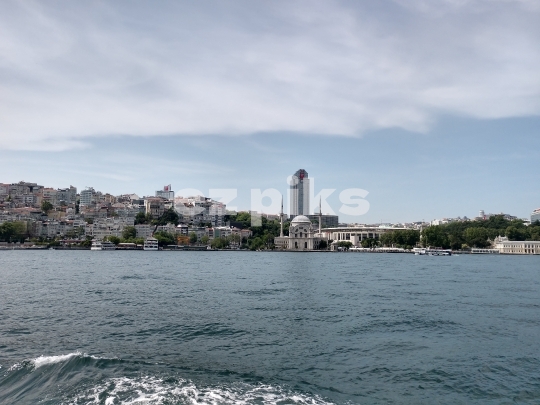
[506,226,527,241]
[156,208,180,226]
[0,222,16,242]
[229,234,241,247]
[422,226,449,248]
[201,235,209,245]
[135,212,153,225]
[463,227,490,248]
[263,233,274,249]
[105,235,121,245]
[122,226,137,240]
[318,240,328,250]
[153,231,176,246]
[360,238,377,248]
[41,200,53,214]
[189,232,198,244]
[338,241,354,249]
[80,237,93,247]
[248,236,263,251]
[379,232,393,247]
[211,237,230,249]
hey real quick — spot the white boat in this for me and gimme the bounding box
[91,241,116,251]
[413,247,452,256]
[143,237,159,251]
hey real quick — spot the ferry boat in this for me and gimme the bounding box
[413,247,452,256]
[90,241,116,251]
[143,237,159,251]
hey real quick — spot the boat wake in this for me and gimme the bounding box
[2,352,335,405]
[67,375,334,405]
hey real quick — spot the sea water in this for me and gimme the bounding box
[0,251,539,404]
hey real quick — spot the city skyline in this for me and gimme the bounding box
[1,178,537,225]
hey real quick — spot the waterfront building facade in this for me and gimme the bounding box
[289,169,310,217]
[322,226,409,250]
[494,236,540,255]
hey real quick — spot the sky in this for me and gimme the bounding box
[1,0,539,223]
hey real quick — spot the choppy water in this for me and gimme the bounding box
[0,251,539,404]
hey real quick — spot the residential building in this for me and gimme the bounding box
[135,224,154,238]
[57,186,77,205]
[155,223,176,234]
[80,187,96,207]
[145,197,166,218]
[40,188,58,206]
[174,195,225,226]
[84,217,134,240]
[531,208,540,223]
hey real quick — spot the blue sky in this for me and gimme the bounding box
[1,0,539,223]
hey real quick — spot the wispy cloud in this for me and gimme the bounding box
[0,0,538,150]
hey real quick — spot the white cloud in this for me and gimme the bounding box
[0,0,538,150]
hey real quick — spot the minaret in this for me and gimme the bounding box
[318,196,322,235]
[280,196,284,237]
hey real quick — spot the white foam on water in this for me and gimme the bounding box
[32,352,82,369]
[7,352,110,372]
[65,375,336,405]
[7,362,24,372]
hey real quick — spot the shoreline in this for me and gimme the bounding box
[1,247,537,255]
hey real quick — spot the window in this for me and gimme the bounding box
[304,242,307,248]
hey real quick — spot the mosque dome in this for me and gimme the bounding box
[291,215,311,224]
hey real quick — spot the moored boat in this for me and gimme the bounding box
[90,241,116,251]
[143,237,159,251]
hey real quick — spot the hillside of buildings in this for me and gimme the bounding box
[1,181,539,251]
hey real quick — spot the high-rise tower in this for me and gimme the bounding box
[289,169,310,217]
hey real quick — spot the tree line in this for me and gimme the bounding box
[419,216,540,249]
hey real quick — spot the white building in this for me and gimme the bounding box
[494,236,540,255]
[80,187,96,207]
[322,226,409,248]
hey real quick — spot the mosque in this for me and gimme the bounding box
[274,198,327,251]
